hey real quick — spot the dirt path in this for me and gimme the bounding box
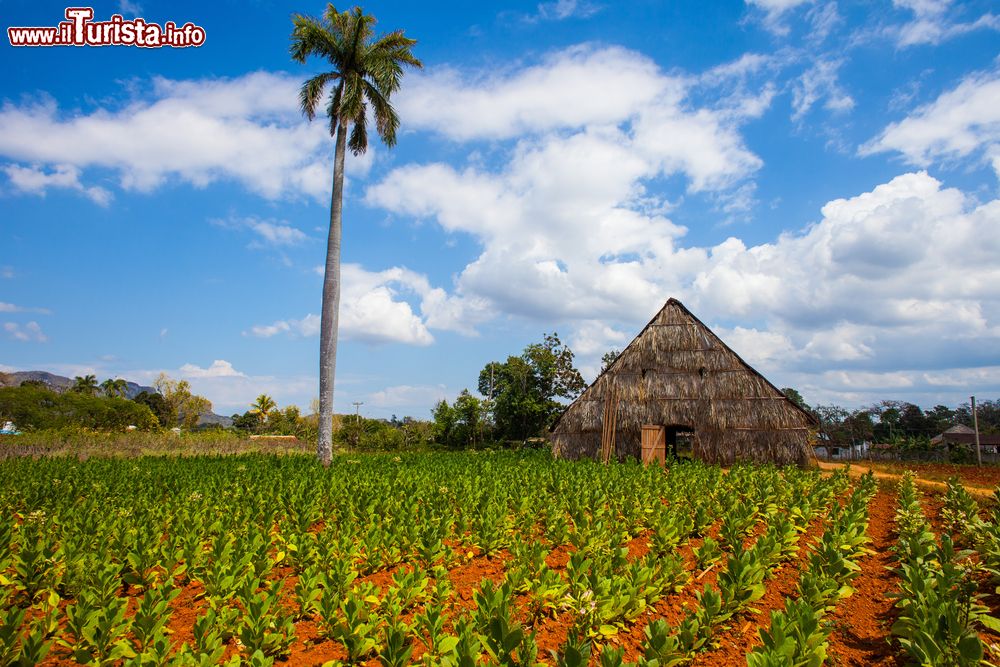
[816,461,995,498]
[825,489,905,666]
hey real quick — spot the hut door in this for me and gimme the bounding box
[665,426,695,458]
[666,428,678,458]
[641,425,666,465]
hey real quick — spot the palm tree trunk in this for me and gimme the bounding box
[317,120,348,466]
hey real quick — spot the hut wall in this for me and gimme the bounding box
[552,426,810,466]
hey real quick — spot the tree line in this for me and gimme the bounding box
[0,372,214,432]
[781,387,999,449]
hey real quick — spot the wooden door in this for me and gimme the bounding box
[641,425,666,465]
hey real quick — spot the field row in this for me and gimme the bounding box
[0,453,998,666]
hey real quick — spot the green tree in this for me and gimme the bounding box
[780,387,808,411]
[231,410,264,433]
[153,373,212,429]
[844,409,875,444]
[71,374,99,395]
[872,402,904,443]
[100,378,128,398]
[250,394,277,422]
[478,332,586,442]
[132,391,172,428]
[898,402,932,438]
[268,405,309,437]
[955,399,999,434]
[290,4,422,465]
[431,399,457,448]
[0,384,157,431]
[399,417,434,450]
[812,404,850,446]
[600,349,621,374]
[926,404,956,434]
[452,390,485,449]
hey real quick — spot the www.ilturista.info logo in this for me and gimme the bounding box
[8,7,206,48]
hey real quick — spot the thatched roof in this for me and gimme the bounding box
[930,424,1000,447]
[551,298,816,466]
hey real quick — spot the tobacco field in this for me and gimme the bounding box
[1,451,999,666]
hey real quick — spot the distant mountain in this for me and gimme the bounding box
[0,370,232,427]
[198,412,234,428]
[2,370,155,399]
[3,370,73,391]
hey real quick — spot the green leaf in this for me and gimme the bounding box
[977,614,1000,633]
[957,634,982,662]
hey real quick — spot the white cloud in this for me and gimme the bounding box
[862,68,1000,178]
[398,46,675,141]
[569,322,631,378]
[786,366,1000,408]
[3,163,112,205]
[791,58,854,121]
[0,302,50,314]
[745,0,813,35]
[805,3,841,43]
[170,363,315,415]
[528,0,601,22]
[367,123,723,324]
[369,155,1000,404]
[397,44,768,187]
[177,359,245,378]
[249,220,307,246]
[690,172,999,322]
[891,0,999,47]
[570,322,629,358]
[3,321,47,342]
[248,315,318,339]
[117,0,142,15]
[0,72,373,202]
[1,267,12,279]
[715,326,797,368]
[365,384,451,411]
[248,263,482,346]
[212,216,308,248]
[370,46,1000,388]
[0,301,52,315]
[700,53,778,86]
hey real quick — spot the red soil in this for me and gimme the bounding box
[825,489,906,666]
[687,515,829,666]
[871,462,1000,489]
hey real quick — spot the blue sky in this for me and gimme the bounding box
[1,0,998,418]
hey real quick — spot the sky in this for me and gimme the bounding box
[1,0,998,418]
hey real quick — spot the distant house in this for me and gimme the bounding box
[930,424,1000,456]
[814,440,870,461]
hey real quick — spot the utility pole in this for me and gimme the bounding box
[350,401,364,449]
[972,395,982,466]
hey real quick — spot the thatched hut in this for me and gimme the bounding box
[551,298,817,466]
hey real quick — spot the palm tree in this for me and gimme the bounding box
[291,4,422,465]
[251,394,278,422]
[71,374,99,395]
[100,378,128,398]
